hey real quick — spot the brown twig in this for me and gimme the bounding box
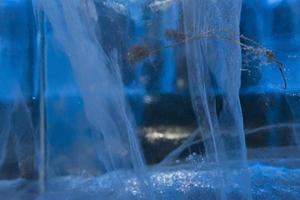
[127,29,288,89]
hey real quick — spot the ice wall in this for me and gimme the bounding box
[35,1,155,197]
[240,0,300,147]
[37,0,252,198]
[0,0,36,179]
[182,0,251,199]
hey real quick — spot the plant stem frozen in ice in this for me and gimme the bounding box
[128,29,288,89]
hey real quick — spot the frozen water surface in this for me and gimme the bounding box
[0,162,300,200]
